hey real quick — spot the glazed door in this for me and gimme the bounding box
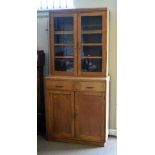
[78,12,108,76]
[75,92,105,142]
[50,13,77,76]
[46,90,74,138]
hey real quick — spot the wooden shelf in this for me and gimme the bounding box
[80,43,102,46]
[81,56,102,59]
[81,30,102,34]
[54,31,73,34]
[55,56,74,59]
[54,44,74,46]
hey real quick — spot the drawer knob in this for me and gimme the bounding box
[55,85,64,88]
[86,86,94,89]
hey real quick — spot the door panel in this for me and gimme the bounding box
[75,92,105,142]
[46,91,74,138]
[78,12,107,76]
[50,13,77,76]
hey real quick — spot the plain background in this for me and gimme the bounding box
[0,0,155,155]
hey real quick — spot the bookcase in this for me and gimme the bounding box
[45,8,109,146]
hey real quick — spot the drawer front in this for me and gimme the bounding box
[75,81,105,92]
[45,80,74,91]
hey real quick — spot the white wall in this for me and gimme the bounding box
[37,0,117,130]
[37,12,50,76]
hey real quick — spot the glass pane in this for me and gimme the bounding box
[81,46,102,57]
[55,58,74,72]
[81,34,102,43]
[55,46,73,56]
[54,34,73,44]
[81,16,102,31]
[54,17,73,31]
[81,58,102,72]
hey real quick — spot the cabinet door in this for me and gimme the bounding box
[78,11,108,76]
[45,90,74,139]
[75,92,105,142]
[50,13,77,76]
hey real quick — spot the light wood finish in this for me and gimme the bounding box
[45,8,109,147]
[75,81,105,92]
[54,31,73,34]
[45,80,74,91]
[81,30,102,34]
[53,44,74,46]
[75,92,105,142]
[80,43,102,46]
[45,90,74,139]
[45,75,109,81]
[45,76,109,146]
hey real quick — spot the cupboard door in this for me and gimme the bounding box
[78,12,108,76]
[46,90,74,139]
[75,92,105,142]
[50,13,77,76]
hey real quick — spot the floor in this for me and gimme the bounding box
[37,135,117,155]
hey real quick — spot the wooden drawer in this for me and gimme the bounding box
[45,80,74,91]
[75,81,105,92]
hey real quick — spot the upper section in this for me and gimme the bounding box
[49,8,109,77]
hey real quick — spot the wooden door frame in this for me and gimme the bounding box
[49,13,78,76]
[77,11,108,77]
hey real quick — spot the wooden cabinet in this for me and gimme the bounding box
[45,77,109,146]
[45,90,74,139]
[45,8,109,146]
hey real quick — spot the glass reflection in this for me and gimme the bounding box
[55,58,73,72]
[81,16,102,31]
[81,58,102,72]
[81,34,102,43]
[55,46,73,56]
[54,17,73,31]
[81,46,102,57]
[54,34,73,44]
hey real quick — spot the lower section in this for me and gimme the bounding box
[45,76,110,146]
[46,136,105,147]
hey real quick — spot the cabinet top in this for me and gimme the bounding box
[45,76,110,81]
[47,8,109,14]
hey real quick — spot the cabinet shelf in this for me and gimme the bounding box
[81,30,102,34]
[54,44,74,46]
[54,31,73,34]
[55,56,74,59]
[81,56,102,59]
[80,43,102,46]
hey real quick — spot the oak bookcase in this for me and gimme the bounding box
[45,8,109,146]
